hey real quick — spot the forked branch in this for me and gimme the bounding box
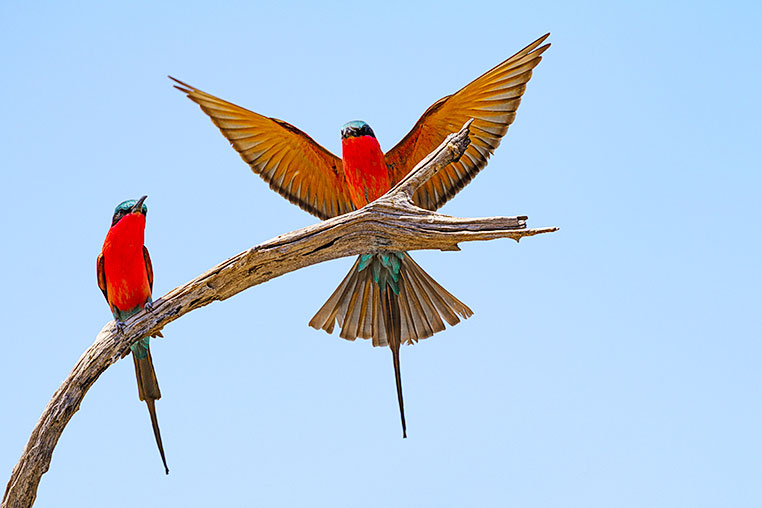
[2,120,557,508]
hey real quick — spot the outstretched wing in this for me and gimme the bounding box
[96,252,108,302]
[143,246,154,292]
[385,33,550,211]
[172,77,355,220]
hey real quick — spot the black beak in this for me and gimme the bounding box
[131,195,148,213]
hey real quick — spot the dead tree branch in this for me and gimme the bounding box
[2,120,558,508]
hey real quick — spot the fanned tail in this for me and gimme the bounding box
[309,253,473,346]
[309,252,472,437]
[132,347,170,474]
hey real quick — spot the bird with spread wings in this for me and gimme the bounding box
[172,33,550,437]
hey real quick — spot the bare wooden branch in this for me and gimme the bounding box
[391,118,474,198]
[2,120,557,508]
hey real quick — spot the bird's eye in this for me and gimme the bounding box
[112,209,128,226]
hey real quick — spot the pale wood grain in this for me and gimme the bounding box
[2,120,557,508]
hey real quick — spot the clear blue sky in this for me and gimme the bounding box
[1,2,760,507]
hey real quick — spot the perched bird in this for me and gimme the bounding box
[97,196,169,474]
[172,34,550,437]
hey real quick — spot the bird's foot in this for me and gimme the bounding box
[115,320,126,334]
[144,301,164,338]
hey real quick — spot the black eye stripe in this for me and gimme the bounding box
[110,199,146,227]
[110,209,132,226]
[341,123,376,139]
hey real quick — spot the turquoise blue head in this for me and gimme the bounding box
[341,120,375,140]
[111,195,148,226]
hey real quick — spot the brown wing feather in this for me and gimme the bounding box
[385,33,550,210]
[143,246,154,292]
[96,252,108,302]
[171,77,355,220]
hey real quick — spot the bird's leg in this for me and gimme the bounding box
[114,320,126,334]
[144,299,165,338]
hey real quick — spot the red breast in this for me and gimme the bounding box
[101,212,151,311]
[341,135,391,209]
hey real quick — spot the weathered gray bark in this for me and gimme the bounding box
[2,120,557,508]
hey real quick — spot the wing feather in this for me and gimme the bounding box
[96,252,108,302]
[143,246,154,292]
[172,77,355,220]
[385,33,550,210]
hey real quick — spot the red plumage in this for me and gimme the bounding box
[341,134,390,207]
[100,212,151,315]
